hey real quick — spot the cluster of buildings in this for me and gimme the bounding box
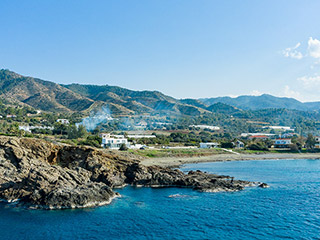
[200,126,306,150]
[96,123,320,151]
[18,125,54,133]
[239,125,296,148]
[200,140,244,149]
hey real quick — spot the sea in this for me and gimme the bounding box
[1,159,319,240]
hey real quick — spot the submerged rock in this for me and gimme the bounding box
[0,136,267,209]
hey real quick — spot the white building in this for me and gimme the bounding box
[281,133,294,139]
[274,138,292,148]
[56,119,70,124]
[127,135,156,139]
[241,133,275,138]
[235,140,244,149]
[263,126,294,131]
[19,125,54,133]
[200,142,219,148]
[100,133,130,149]
[189,125,220,131]
[135,121,148,129]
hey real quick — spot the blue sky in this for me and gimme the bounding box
[1,0,320,101]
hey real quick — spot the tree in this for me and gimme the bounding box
[78,135,102,148]
[221,142,234,148]
[67,125,88,139]
[289,144,299,152]
[246,142,268,151]
[8,123,19,135]
[77,125,87,138]
[306,134,315,149]
[119,143,128,151]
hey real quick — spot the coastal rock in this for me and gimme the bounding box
[125,163,254,192]
[0,136,266,209]
[258,183,269,188]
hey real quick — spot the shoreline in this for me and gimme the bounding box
[140,152,320,167]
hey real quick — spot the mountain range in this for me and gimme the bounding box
[200,95,320,112]
[1,69,320,115]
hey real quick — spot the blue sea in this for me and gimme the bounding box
[1,159,320,240]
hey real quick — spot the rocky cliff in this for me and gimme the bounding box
[0,136,267,209]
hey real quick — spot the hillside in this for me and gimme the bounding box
[63,84,208,115]
[0,70,205,115]
[0,69,94,112]
[207,102,242,115]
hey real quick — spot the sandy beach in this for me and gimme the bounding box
[140,153,320,167]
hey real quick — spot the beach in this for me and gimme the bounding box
[140,152,320,167]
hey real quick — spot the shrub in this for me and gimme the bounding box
[119,143,128,151]
[246,142,268,151]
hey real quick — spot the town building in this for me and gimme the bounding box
[100,133,130,149]
[263,126,294,131]
[241,133,275,138]
[19,125,54,133]
[56,119,70,124]
[235,140,244,149]
[127,134,156,139]
[248,135,270,140]
[315,136,320,149]
[135,121,148,129]
[274,138,292,148]
[281,133,295,139]
[190,125,220,131]
[200,142,219,148]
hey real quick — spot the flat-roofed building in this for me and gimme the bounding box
[100,133,130,149]
[274,138,292,148]
[200,142,219,148]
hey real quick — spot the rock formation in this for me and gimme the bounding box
[0,136,267,209]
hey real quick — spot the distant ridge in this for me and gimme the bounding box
[2,69,320,115]
[199,94,320,111]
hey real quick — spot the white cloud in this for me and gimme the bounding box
[228,94,240,98]
[298,75,320,88]
[282,42,303,59]
[250,90,262,96]
[283,85,302,100]
[295,75,320,101]
[311,60,320,69]
[308,37,320,58]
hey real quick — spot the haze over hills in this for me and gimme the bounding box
[62,83,207,115]
[2,69,320,115]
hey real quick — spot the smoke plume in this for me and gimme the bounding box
[76,105,113,131]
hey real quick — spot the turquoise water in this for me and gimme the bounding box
[1,159,320,240]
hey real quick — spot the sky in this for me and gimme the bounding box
[1,0,320,102]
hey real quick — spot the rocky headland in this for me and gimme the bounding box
[0,136,268,209]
